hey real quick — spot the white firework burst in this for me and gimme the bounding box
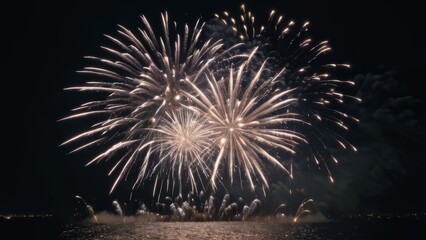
[185,49,308,191]
[61,12,232,193]
[62,6,360,197]
[142,110,216,196]
[213,5,360,182]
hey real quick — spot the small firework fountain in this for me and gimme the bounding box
[62,3,358,213]
[76,192,320,223]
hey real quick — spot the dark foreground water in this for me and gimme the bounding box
[1,215,425,239]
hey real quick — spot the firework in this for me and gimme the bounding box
[293,198,315,223]
[61,12,231,194]
[185,49,308,191]
[63,6,358,196]
[146,110,216,196]
[213,4,360,182]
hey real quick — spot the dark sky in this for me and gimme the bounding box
[1,0,425,215]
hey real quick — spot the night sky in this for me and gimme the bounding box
[2,0,425,216]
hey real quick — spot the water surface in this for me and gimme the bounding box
[1,215,424,239]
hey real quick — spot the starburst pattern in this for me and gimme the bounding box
[144,110,215,196]
[185,49,309,191]
[61,12,231,193]
[214,4,360,182]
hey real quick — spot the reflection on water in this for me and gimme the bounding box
[1,215,425,240]
[58,218,424,240]
[60,221,350,240]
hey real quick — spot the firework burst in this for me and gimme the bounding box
[145,110,215,196]
[61,12,233,194]
[63,6,359,196]
[213,4,360,182]
[185,49,309,192]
